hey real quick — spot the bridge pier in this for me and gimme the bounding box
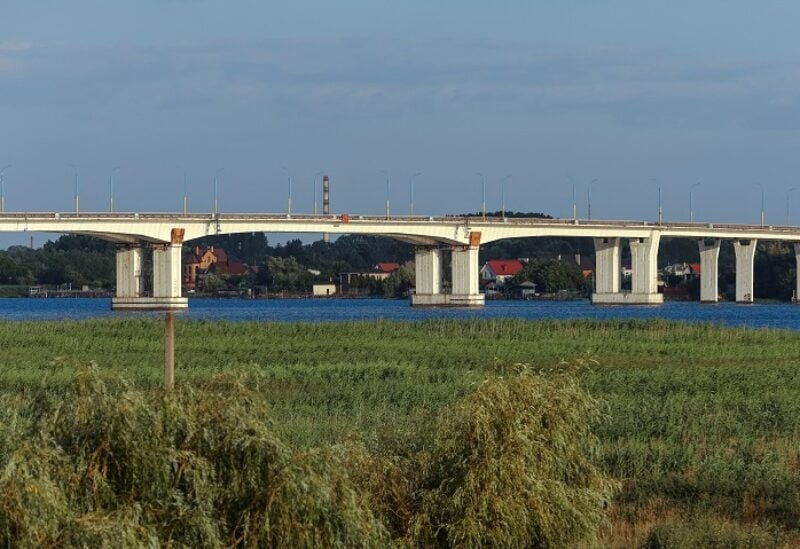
[410,247,445,306]
[733,239,757,303]
[410,236,484,307]
[113,245,144,299]
[592,236,662,304]
[698,239,721,303]
[450,245,484,306]
[112,229,188,311]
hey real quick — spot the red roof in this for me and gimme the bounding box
[689,263,701,275]
[376,262,400,273]
[486,259,524,277]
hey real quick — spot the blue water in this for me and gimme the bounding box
[1,298,799,330]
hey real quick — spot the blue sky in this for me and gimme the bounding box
[2,1,800,245]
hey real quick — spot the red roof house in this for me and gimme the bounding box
[480,259,524,285]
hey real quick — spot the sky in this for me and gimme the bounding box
[2,1,800,246]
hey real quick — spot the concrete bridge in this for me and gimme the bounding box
[2,211,800,309]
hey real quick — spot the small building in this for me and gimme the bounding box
[481,259,524,286]
[312,283,337,297]
[517,280,538,299]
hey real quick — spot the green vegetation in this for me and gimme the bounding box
[1,318,800,546]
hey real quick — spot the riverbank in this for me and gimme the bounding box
[1,318,799,545]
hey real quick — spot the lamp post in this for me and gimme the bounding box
[282,167,292,215]
[109,166,120,212]
[0,164,11,214]
[787,187,796,225]
[755,183,765,226]
[651,178,662,225]
[69,163,79,214]
[501,174,512,218]
[213,168,224,214]
[183,172,189,215]
[689,181,701,222]
[568,176,576,220]
[587,178,598,220]
[475,172,486,219]
[409,172,421,215]
[313,171,324,215]
[380,170,390,218]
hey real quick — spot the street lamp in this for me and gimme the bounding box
[0,164,11,214]
[380,170,390,217]
[587,178,598,220]
[568,175,576,220]
[409,172,421,215]
[109,166,120,212]
[501,175,512,218]
[475,172,486,219]
[313,171,324,215]
[68,163,79,214]
[651,178,662,225]
[183,172,189,215]
[213,168,224,214]
[755,183,765,226]
[689,181,701,222]
[282,166,293,215]
[787,187,796,225]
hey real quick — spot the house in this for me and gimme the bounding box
[183,246,252,289]
[338,262,404,293]
[312,283,337,297]
[480,259,524,286]
[664,262,701,279]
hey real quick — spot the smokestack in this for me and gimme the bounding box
[323,175,330,243]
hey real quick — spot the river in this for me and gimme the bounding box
[1,298,799,330]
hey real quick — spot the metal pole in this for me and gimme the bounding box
[214,167,224,214]
[109,166,120,213]
[587,178,598,220]
[658,186,662,225]
[689,181,700,222]
[69,163,79,214]
[288,174,293,215]
[385,175,390,218]
[756,183,765,226]
[410,172,421,215]
[476,172,485,219]
[572,182,576,220]
[501,174,511,218]
[183,172,188,215]
[0,165,11,214]
[164,311,175,391]
[787,188,796,225]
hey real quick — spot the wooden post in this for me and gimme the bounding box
[165,311,175,391]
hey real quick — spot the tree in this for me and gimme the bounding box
[512,259,585,294]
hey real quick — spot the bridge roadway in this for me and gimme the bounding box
[1,212,799,308]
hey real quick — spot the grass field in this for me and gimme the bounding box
[1,318,800,546]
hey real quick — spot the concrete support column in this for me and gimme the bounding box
[450,245,484,306]
[411,247,446,306]
[698,239,721,303]
[153,244,183,299]
[794,243,800,302]
[629,234,661,298]
[733,239,757,303]
[591,237,620,304]
[115,245,143,298]
[112,228,188,310]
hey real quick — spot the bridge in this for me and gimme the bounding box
[2,211,799,309]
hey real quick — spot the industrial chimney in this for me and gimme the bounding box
[323,175,330,243]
